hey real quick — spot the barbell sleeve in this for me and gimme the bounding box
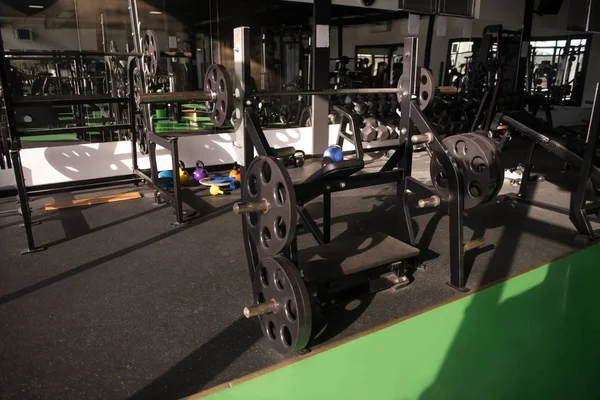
[233,199,270,214]
[243,299,278,318]
[464,237,486,252]
[137,90,215,104]
[417,195,441,209]
[437,86,458,95]
[411,132,433,144]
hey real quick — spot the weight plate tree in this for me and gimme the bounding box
[203,64,234,127]
[250,256,312,355]
[430,132,503,209]
[240,156,297,257]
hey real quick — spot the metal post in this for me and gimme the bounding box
[101,14,107,52]
[515,0,534,96]
[170,139,184,224]
[311,0,331,154]
[423,15,436,70]
[261,27,267,91]
[569,82,600,238]
[323,192,331,243]
[518,142,537,198]
[74,0,82,52]
[0,27,44,254]
[400,37,417,176]
[234,27,251,166]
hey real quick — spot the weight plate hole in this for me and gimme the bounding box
[261,227,272,248]
[206,80,212,90]
[281,325,292,347]
[435,172,448,189]
[248,174,258,196]
[454,140,467,156]
[421,75,428,85]
[421,91,429,101]
[285,299,297,321]
[261,162,272,184]
[275,183,286,205]
[213,109,220,121]
[211,69,217,82]
[275,217,287,240]
[471,156,486,173]
[248,212,258,227]
[267,321,276,340]
[274,268,286,291]
[260,267,269,287]
[468,182,482,198]
[219,79,225,93]
[257,292,265,303]
[220,100,226,113]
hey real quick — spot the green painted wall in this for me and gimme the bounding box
[199,244,600,400]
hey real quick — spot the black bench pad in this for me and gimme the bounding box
[304,159,365,183]
[298,232,419,282]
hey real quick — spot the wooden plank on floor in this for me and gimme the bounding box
[45,192,142,211]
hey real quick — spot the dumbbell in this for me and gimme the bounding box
[363,117,379,128]
[361,125,377,142]
[376,125,390,141]
[354,101,367,116]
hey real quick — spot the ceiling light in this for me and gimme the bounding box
[149,11,162,15]
[28,5,44,8]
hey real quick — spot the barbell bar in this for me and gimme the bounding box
[138,86,457,105]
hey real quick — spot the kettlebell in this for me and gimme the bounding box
[229,162,241,182]
[193,160,208,182]
[179,160,190,185]
[323,145,343,163]
[210,185,224,196]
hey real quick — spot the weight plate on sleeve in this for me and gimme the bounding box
[252,256,312,354]
[430,133,503,209]
[204,64,234,127]
[242,156,297,257]
[143,30,159,77]
[418,67,434,111]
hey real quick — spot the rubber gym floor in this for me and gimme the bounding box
[1,137,599,399]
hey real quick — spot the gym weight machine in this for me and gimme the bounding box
[230,31,504,355]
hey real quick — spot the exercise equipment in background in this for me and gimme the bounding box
[157,170,174,189]
[229,162,241,182]
[323,145,343,166]
[178,160,190,185]
[193,160,208,182]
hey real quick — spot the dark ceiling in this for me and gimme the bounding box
[0,0,408,31]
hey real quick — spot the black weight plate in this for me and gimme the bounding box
[419,68,434,111]
[252,256,312,355]
[242,156,297,257]
[204,64,234,127]
[465,132,504,199]
[143,30,159,77]
[430,133,501,209]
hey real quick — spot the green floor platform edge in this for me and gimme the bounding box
[193,244,600,400]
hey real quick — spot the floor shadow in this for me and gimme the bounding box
[309,294,375,348]
[0,205,232,306]
[129,317,263,400]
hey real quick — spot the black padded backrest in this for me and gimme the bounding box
[303,159,365,184]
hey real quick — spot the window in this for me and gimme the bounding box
[529,35,590,104]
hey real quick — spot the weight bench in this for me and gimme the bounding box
[501,110,600,184]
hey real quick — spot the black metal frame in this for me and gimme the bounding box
[241,36,471,291]
[0,9,141,254]
[512,83,600,240]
